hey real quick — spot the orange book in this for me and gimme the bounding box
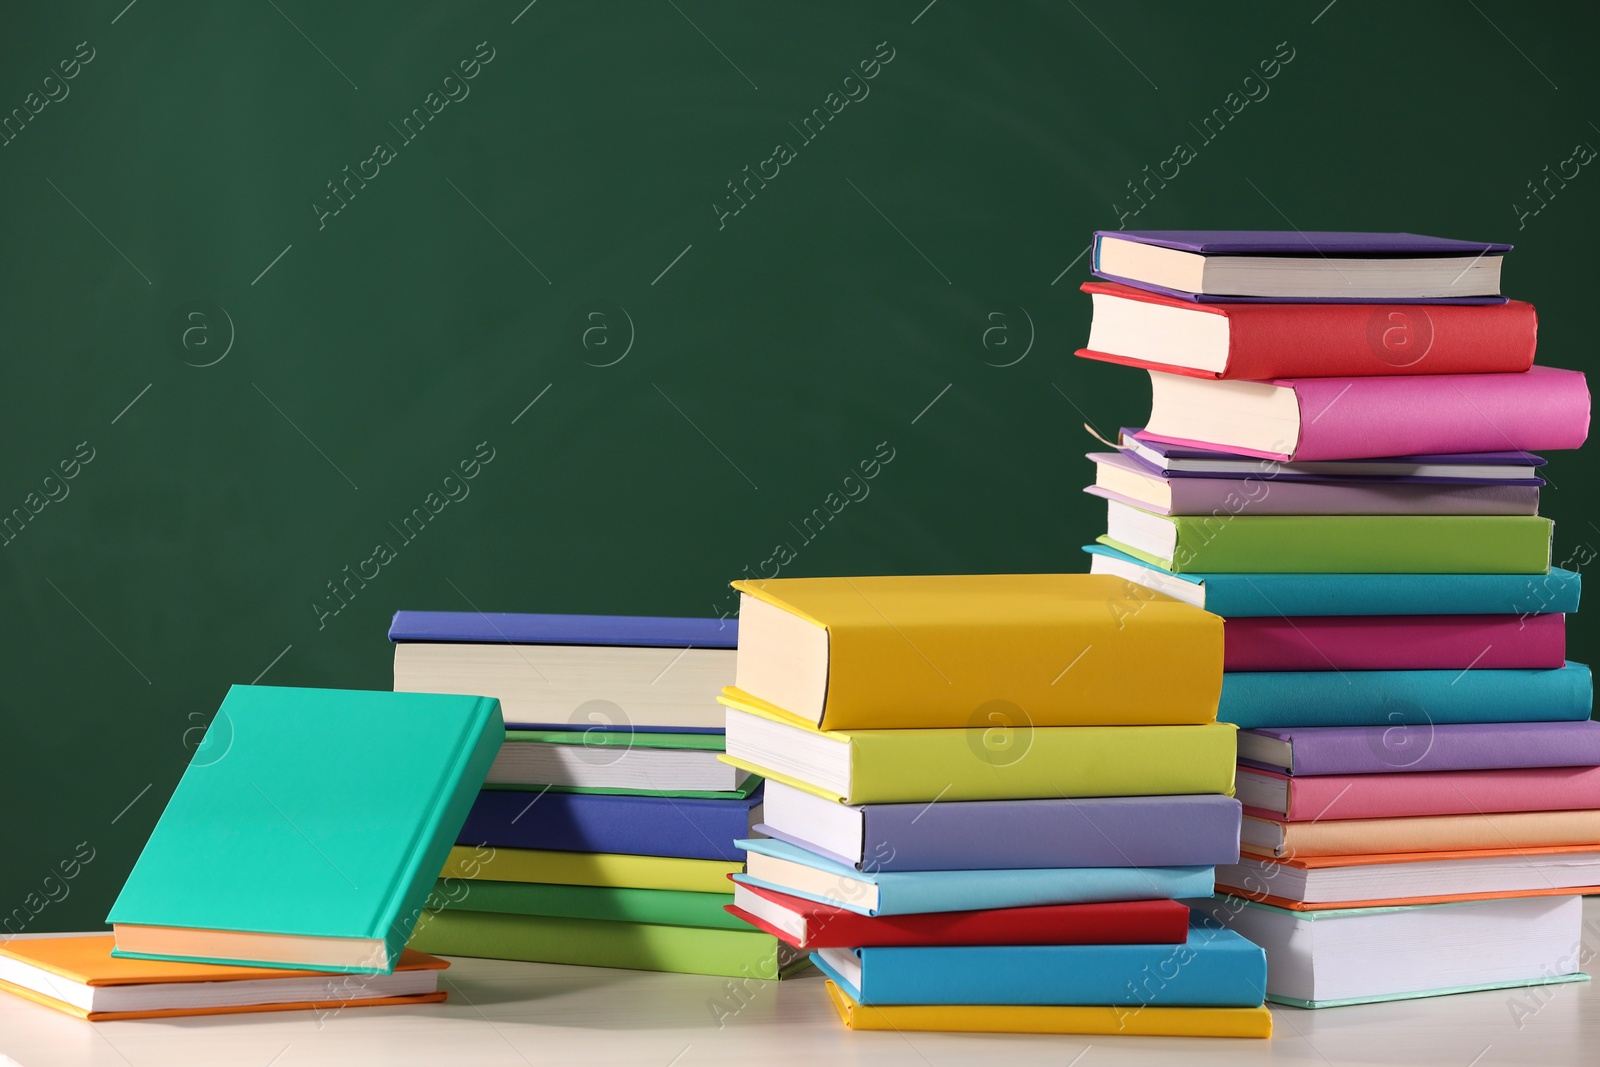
[0,935,448,1021]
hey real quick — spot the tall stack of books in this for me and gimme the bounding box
[391,611,798,979]
[718,575,1273,1038]
[1077,229,1595,1008]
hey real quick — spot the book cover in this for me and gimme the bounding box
[1240,765,1600,821]
[761,793,1241,870]
[1139,366,1591,462]
[721,690,1238,805]
[457,786,761,861]
[407,908,799,980]
[823,980,1273,1037]
[430,878,743,929]
[1084,544,1582,618]
[388,610,738,647]
[1219,663,1592,729]
[439,844,740,894]
[1077,280,1536,379]
[1241,721,1600,776]
[1101,513,1554,574]
[732,574,1222,730]
[0,936,448,1022]
[1244,808,1600,858]
[809,921,1266,1006]
[728,882,1192,948]
[1087,451,1542,515]
[1118,432,1546,483]
[735,837,1213,916]
[107,686,502,974]
[1223,613,1566,672]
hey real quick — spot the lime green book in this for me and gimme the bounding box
[429,878,744,930]
[1101,501,1553,574]
[441,845,741,893]
[721,692,1236,805]
[408,908,805,979]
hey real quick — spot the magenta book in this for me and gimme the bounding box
[1238,764,1600,821]
[1224,613,1565,672]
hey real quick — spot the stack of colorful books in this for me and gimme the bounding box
[390,611,798,979]
[718,574,1273,1038]
[1076,228,1595,1008]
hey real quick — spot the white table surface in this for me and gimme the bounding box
[5,899,1597,1067]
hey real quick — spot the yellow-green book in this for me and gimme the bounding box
[440,845,740,893]
[720,689,1236,805]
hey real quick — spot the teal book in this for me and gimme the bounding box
[107,685,502,974]
[1219,662,1592,728]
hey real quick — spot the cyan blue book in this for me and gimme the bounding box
[388,610,737,648]
[107,685,502,974]
[1084,544,1581,617]
[735,837,1213,916]
[1220,662,1592,729]
[810,918,1266,1006]
[458,786,761,861]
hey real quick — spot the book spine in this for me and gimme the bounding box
[1270,809,1600,856]
[457,790,751,861]
[1282,765,1600,821]
[1200,568,1582,618]
[1285,722,1600,776]
[1290,367,1591,461]
[1174,515,1554,574]
[1223,613,1566,672]
[1167,478,1540,517]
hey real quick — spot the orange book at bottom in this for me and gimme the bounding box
[0,935,448,1021]
[823,980,1272,1038]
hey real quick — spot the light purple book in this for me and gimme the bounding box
[1086,452,1541,516]
[1119,429,1547,486]
[1092,230,1511,304]
[1238,721,1600,777]
[757,791,1241,871]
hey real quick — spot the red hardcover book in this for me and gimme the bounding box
[1076,280,1537,380]
[724,880,1190,950]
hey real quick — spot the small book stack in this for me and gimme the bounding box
[719,574,1273,1038]
[1,685,500,1020]
[1077,229,1595,1008]
[390,611,799,979]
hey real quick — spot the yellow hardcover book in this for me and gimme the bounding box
[439,846,740,894]
[731,574,1222,731]
[823,980,1272,1038]
[720,689,1237,805]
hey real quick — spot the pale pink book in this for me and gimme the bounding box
[1142,365,1590,461]
[1238,764,1600,822]
[1224,613,1565,671]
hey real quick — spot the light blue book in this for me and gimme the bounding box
[1220,662,1592,729]
[1083,544,1581,617]
[809,918,1265,1006]
[108,685,503,974]
[734,837,1213,916]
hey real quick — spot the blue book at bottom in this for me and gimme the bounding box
[458,787,761,861]
[810,918,1266,1006]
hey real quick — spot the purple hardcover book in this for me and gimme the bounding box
[758,791,1241,871]
[388,610,738,648]
[1238,721,1600,777]
[1118,429,1547,486]
[1086,452,1541,516]
[1092,230,1511,304]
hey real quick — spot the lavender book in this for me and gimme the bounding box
[1238,721,1600,777]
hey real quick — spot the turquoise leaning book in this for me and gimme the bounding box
[107,685,502,974]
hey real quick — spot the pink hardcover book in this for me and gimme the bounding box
[1142,365,1590,462]
[1224,613,1566,672]
[1085,453,1541,516]
[1238,764,1600,822]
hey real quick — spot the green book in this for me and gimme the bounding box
[107,685,502,974]
[428,878,745,930]
[1101,503,1553,574]
[409,908,805,979]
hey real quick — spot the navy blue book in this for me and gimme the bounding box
[457,787,762,862]
[389,610,738,648]
[810,918,1266,1006]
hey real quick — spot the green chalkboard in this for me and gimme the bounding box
[2,1,1595,932]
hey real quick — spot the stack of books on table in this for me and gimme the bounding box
[1077,228,1595,1008]
[390,610,799,979]
[718,574,1273,1038]
[1,685,500,1020]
